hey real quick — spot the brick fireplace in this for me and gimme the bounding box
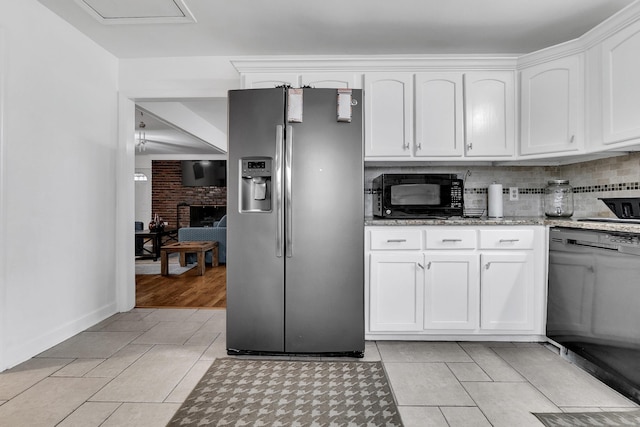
[189,205,227,227]
[151,160,227,228]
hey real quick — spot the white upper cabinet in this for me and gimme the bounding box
[242,73,300,89]
[300,73,361,89]
[236,4,640,160]
[364,73,413,158]
[365,71,515,160]
[243,73,362,89]
[520,55,583,156]
[601,22,640,145]
[415,72,464,157]
[464,71,516,157]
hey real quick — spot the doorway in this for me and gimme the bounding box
[130,98,229,308]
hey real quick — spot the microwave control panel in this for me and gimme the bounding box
[451,181,463,208]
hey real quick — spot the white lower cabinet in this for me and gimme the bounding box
[369,253,424,331]
[480,252,534,330]
[424,253,479,330]
[366,225,546,340]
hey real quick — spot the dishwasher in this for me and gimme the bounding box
[548,226,640,403]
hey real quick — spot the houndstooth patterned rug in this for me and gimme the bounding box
[168,358,403,426]
[534,410,640,426]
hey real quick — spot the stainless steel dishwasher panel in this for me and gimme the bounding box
[591,250,640,341]
[547,226,640,404]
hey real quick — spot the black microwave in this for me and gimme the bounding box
[373,174,464,218]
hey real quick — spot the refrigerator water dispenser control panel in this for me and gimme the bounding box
[240,157,272,213]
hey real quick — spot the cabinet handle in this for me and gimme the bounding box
[416,142,422,150]
[442,238,462,242]
[467,142,473,150]
[499,239,520,243]
[570,135,575,143]
[418,263,425,270]
[485,262,491,270]
[403,142,410,150]
[387,239,407,243]
[427,261,431,269]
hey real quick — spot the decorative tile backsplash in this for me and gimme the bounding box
[365,152,640,218]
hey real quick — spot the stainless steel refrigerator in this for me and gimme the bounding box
[226,88,364,357]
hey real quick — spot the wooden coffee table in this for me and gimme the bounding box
[160,241,218,276]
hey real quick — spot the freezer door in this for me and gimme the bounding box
[284,89,365,353]
[227,88,286,353]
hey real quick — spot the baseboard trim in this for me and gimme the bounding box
[2,302,117,371]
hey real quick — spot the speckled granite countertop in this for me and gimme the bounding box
[544,218,640,233]
[365,216,640,233]
[365,216,545,226]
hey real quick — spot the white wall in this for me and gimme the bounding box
[0,1,120,370]
[119,57,239,99]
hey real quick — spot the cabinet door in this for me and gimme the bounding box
[520,56,582,155]
[242,74,300,89]
[415,72,464,157]
[364,73,413,158]
[424,253,479,330]
[480,252,534,330]
[464,72,515,157]
[369,253,424,331]
[602,22,640,145]
[301,73,361,89]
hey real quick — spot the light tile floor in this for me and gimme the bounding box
[0,308,637,426]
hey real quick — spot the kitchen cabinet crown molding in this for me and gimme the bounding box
[231,55,519,74]
[580,0,640,50]
[518,1,640,69]
[517,39,585,69]
[231,3,640,75]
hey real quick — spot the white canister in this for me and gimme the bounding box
[488,183,504,218]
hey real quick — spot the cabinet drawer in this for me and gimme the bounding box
[479,229,534,249]
[425,229,476,249]
[370,229,422,250]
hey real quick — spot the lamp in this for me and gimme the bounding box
[136,111,147,152]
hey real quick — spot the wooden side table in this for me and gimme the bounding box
[160,241,218,276]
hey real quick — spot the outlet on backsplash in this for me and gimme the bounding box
[509,187,519,201]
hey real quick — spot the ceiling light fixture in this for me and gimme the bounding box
[136,111,147,152]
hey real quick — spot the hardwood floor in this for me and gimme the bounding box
[135,263,226,308]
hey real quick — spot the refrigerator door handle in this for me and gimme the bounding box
[275,125,284,258]
[285,125,293,258]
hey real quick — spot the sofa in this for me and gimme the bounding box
[178,215,227,264]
